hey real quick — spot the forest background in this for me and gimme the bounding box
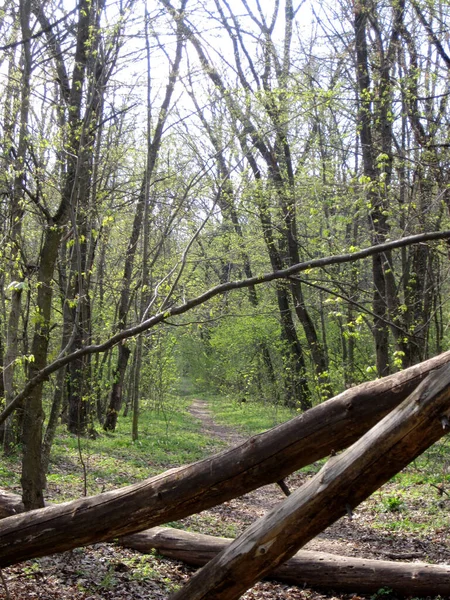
[2,0,450,511]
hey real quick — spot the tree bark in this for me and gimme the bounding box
[20,0,96,510]
[2,494,448,596]
[0,490,23,520]
[0,351,448,566]
[354,0,398,377]
[168,363,450,600]
[2,0,31,452]
[121,527,450,596]
[21,227,63,510]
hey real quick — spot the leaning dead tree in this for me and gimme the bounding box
[121,527,450,596]
[0,352,449,567]
[168,364,450,600]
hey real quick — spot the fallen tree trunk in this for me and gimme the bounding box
[0,352,449,567]
[121,526,450,595]
[168,364,450,600]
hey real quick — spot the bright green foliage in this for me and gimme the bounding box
[206,391,297,435]
[380,495,404,513]
[140,330,179,411]
[207,314,281,402]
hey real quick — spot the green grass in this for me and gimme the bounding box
[204,393,297,436]
[0,394,224,501]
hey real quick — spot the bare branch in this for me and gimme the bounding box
[411,0,450,69]
[0,4,79,52]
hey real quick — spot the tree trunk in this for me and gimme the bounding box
[104,342,131,430]
[251,173,310,409]
[42,261,72,471]
[41,363,65,476]
[0,490,23,520]
[103,17,185,431]
[121,527,450,596]
[3,0,32,453]
[354,1,395,377]
[168,363,450,600]
[20,0,96,510]
[21,227,63,510]
[0,351,448,566]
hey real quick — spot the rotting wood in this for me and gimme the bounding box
[0,352,449,567]
[120,526,450,595]
[167,364,450,600]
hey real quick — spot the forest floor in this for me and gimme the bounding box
[1,399,450,600]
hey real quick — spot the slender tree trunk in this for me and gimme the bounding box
[22,227,62,509]
[21,0,95,509]
[104,9,185,430]
[65,2,106,433]
[249,161,310,409]
[354,1,391,376]
[3,0,31,452]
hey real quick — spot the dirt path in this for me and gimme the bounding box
[188,399,247,448]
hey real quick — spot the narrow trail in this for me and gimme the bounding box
[182,401,372,598]
[188,399,247,448]
[186,397,289,516]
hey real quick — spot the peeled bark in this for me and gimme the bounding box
[121,527,450,596]
[168,364,450,600]
[0,352,448,567]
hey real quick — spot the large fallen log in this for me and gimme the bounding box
[168,364,450,600]
[120,526,450,595]
[0,352,449,567]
